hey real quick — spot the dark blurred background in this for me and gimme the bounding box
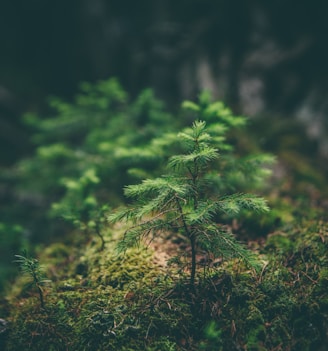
[1,0,328,164]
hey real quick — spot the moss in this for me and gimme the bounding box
[3,228,187,350]
[4,299,75,351]
[265,232,295,255]
[2,219,328,350]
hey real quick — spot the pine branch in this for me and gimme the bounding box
[215,193,270,214]
[197,225,261,271]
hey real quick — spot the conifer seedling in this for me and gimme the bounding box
[109,110,271,287]
[14,252,51,309]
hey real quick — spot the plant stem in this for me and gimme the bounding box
[37,284,45,309]
[95,223,105,251]
[175,197,196,287]
[189,234,196,288]
[32,269,45,309]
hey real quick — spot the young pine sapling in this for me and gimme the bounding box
[109,119,271,287]
[14,252,51,309]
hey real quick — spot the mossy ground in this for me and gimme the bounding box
[1,214,328,351]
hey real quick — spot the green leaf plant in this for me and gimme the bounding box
[109,117,271,288]
[14,252,51,309]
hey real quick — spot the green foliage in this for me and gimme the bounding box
[50,168,109,250]
[109,114,271,286]
[181,92,275,194]
[5,78,275,254]
[13,78,177,244]
[14,252,51,309]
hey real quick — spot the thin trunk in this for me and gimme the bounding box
[33,270,45,309]
[189,156,199,287]
[37,285,45,309]
[96,224,105,251]
[190,234,196,287]
[176,197,196,288]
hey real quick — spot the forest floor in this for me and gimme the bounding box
[1,198,328,351]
